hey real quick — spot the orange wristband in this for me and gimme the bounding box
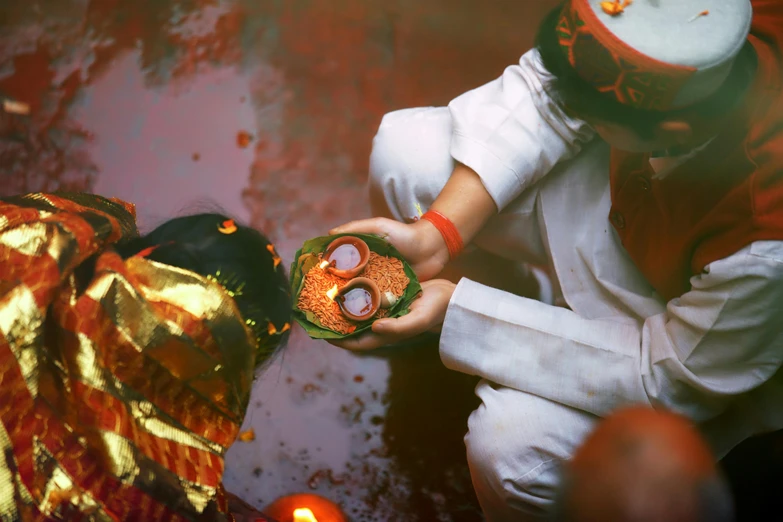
[421,210,464,260]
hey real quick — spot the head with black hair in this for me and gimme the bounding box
[535,3,757,152]
[115,213,292,368]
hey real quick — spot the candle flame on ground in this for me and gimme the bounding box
[325,284,339,301]
[293,508,318,522]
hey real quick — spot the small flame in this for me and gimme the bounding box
[325,284,339,301]
[293,508,318,522]
[319,260,331,270]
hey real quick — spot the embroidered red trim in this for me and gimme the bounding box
[556,0,696,110]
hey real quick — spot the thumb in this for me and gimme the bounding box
[330,217,393,236]
[372,309,430,338]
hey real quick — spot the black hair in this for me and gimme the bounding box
[114,213,292,368]
[535,4,758,139]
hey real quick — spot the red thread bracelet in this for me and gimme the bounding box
[422,210,464,260]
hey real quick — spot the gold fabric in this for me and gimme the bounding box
[0,193,257,521]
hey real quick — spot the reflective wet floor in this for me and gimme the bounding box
[0,1,557,519]
[3,1,781,520]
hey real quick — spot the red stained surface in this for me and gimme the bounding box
[0,2,556,519]
[4,1,778,520]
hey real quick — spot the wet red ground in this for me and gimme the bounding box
[2,1,781,521]
[0,1,556,520]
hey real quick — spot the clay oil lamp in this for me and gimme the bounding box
[329,277,380,322]
[318,236,370,279]
[264,493,347,522]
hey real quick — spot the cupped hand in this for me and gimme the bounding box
[328,279,456,351]
[330,217,448,282]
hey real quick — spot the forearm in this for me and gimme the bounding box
[426,49,594,253]
[410,162,498,267]
[447,49,594,210]
[440,243,783,420]
[428,162,498,244]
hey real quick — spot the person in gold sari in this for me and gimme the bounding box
[0,192,291,521]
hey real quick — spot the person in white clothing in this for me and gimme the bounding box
[330,0,783,519]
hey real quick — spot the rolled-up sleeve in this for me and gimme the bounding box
[439,241,783,422]
[448,49,595,211]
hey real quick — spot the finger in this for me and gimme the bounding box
[372,309,432,338]
[327,331,394,351]
[419,279,446,289]
[329,217,393,236]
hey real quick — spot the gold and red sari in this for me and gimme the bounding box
[0,193,270,521]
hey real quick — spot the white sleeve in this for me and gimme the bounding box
[448,48,595,211]
[439,241,783,422]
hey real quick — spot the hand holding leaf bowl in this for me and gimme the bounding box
[290,234,422,340]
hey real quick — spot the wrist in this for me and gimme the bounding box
[432,279,457,334]
[413,218,450,266]
[420,210,464,260]
[441,280,457,305]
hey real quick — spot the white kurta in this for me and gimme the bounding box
[369,49,783,521]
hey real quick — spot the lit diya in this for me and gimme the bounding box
[319,236,370,279]
[331,277,380,322]
[264,493,347,522]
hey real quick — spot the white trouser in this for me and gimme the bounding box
[369,106,599,521]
